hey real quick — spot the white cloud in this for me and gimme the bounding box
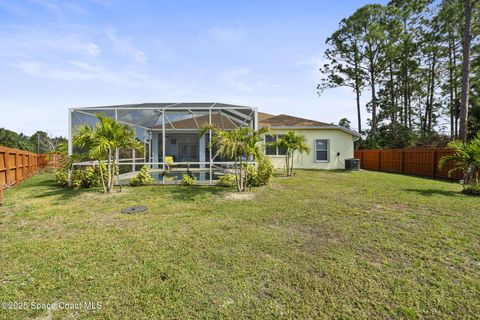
[220,68,270,93]
[295,54,326,82]
[208,25,244,42]
[105,28,146,63]
[0,27,101,59]
[27,0,88,16]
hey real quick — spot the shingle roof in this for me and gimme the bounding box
[259,113,330,127]
[258,112,361,137]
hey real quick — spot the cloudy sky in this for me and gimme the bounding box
[0,0,386,137]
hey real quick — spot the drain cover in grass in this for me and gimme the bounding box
[121,206,147,214]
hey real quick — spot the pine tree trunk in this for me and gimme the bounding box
[459,0,472,142]
[448,35,455,139]
[428,52,436,133]
[354,55,362,134]
[369,66,377,136]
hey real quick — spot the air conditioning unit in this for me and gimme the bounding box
[345,158,360,171]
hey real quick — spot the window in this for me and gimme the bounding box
[315,139,329,162]
[265,134,286,156]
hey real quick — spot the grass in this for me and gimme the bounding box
[1,169,479,319]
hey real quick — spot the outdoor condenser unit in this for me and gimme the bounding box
[345,158,360,171]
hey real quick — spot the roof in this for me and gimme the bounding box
[259,113,330,127]
[74,102,254,110]
[258,113,361,137]
[151,113,239,130]
[73,102,255,129]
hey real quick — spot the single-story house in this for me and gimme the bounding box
[258,112,360,170]
[68,103,359,184]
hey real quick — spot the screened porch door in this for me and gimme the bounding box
[178,143,199,162]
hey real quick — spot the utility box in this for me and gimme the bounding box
[345,158,360,171]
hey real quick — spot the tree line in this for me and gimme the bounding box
[0,128,66,153]
[318,0,479,148]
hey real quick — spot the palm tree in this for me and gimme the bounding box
[438,133,480,187]
[274,131,311,177]
[201,125,269,192]
[73,114,142,193]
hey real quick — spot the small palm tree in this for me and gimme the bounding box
[274,131,311,177]
[438,133,480,187]
[201,125,269,192]
[73,114,142,193]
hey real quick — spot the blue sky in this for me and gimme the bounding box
[0,0,386,136]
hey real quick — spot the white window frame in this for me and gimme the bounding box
[264,134,286,156]
[314,139,330,162]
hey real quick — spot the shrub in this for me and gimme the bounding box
[256,156,274,186]
[90,163,108,188]
[462,185,480,196]
[129,166,153,186]
[55,167,69,187]
[244,156,274,187]
[71,169,86,189]
[55,163,108,189]
[245,163,258,187]
[217,173,236,187]
[180,174,197,186]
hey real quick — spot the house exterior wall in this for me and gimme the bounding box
[263,128,355,170]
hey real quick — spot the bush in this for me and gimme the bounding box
[217,173,236,187]
[71,169,86,189]
[256,156,274,186]
[180,174,197,186]
[90,163,108,188]
[244,156,274,187]
[245,163,258,187]
[55,163,108,189]
[55,167,69,187]
[462,185,480,196]
[129,166,153,186]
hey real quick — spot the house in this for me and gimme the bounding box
[68,103,360,184]
[258,112,360,170]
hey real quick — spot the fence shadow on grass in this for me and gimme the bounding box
[28,177,96,201]
[403,188,461,197]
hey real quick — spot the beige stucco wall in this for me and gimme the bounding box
[263,129,356,170]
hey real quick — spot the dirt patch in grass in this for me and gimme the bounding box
[224,192,256,201]
[368,203,409,213]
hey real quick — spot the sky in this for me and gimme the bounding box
[0,0,387,137]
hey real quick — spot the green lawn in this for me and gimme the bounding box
[1,170,479,319]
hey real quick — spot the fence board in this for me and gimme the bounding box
[354,148,464,180]
[0,146,60,189]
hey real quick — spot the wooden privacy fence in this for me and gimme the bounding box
[354,148,463,180]
[0,146,60,188]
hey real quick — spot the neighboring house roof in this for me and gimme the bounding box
[258,112,361,138]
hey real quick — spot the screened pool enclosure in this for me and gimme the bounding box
[68,103,258,184]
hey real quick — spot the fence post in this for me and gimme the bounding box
[431,149,436,178]
[4,149,11,184]
[15,151,20,183]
